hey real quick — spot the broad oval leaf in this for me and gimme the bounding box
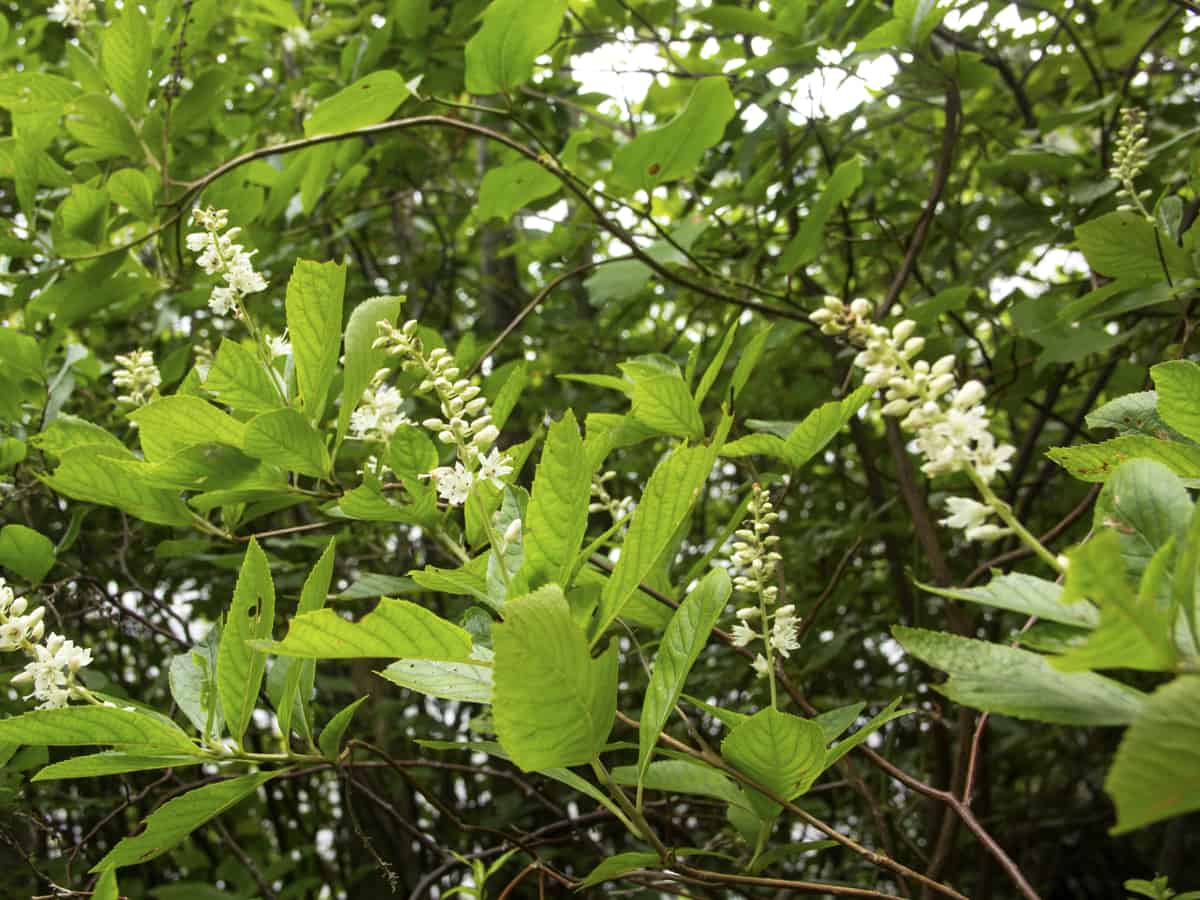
[722,708,827,814]
[304,71,410,137]
[0,707,196,752]
[463,0,568,95]
[612,78,735,194]
[243,408,331,479]
[268,597,472,660]
[492,585,617,770]
[893,625,1147,725]
[637,568,730,780]
[285,258,346,424]
[522,411,590,589]
[1105,675,1200,833]
[216,539,276,745]
[92,771,276,871]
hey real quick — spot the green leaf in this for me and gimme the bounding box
[32,751,201,782]
[492,585,617,770]
[1093,458,1192,579]
[1047,436,1200,483]
[51,184,108,255]
[1151,360,1200,444]
[34,417,125,459]
[41,446,193,527]
[477,159,559,223]
[916,573,1098,629]
[824,698,912,768]
[893,626,1147,725]
[776,157,864,272]
[612,78,736,194]
[463,0,568,94]
[722,708,826,813]
[419,737,629,824]
[243,408,331,479]
[0,707,196,752]
[1053,531,1177,673]
[730,324,772,400]
[412,560,490,602]
[578,852,659,888]
[1106,675,1200,833]
[277,539,335,742]
[92,771,276,871]
[593,441,718,638]
[489,361,529,431]
[337,294,404,444]
[379,658,493,704]
[168,626,223,741]
[304,71,410,137]
[637,568,730,781]
[613,758,749,809]
[723,384,872,467]
[268,597,472,660]
[129,396,248,462]
[0,524,55,584]
[522,411,590,589]
[64,94,140,162]
[812,702,866,743]
[1075,211,1192,282]
[286,259,347,423]
[101,7,151,113]
[386,425,438,482]
[630,373,705,439]
[204,339,284,415]
[216,539,276,745]
[319,695,368,760]
[93,868,118,900]
[1086,391,1174,438]
[107,168,155,221]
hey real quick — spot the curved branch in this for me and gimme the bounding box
[79,116,809,323]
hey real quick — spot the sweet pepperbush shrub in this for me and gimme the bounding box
[1,1,1199,897]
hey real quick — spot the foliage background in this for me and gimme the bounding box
[1,0,1199,897]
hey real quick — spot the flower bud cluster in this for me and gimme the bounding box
[349,372,410,443]
[47,0,93,27]
[811,298,1017,544]
[112,348,162,407]
[1,577,92,710]
[813,298,1015,485]
[588,471,635,520]
[1110,108,1152,219]
[374,320,512,506]
[186,207,268,317]
[727,484,795,678]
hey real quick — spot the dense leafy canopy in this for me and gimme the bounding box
[1,0,1199,898]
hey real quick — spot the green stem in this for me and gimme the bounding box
[967,468,1066,576]
[590,758,668,858]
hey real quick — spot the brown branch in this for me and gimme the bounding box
[79,117,807,324]
[879,83,962,318]
[466,256,630,377]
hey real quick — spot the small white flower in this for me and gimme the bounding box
[964,523,1012,543]
[266,332,292,358]
[430,463,474,506]
[349,381,409,442]
[770,605,801,658]
[939,496,993,531]
[751,653,771,678]
[477,448,513,488]
[47,0,93,27]
[187,208,268,319]
[730,622,758,648]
